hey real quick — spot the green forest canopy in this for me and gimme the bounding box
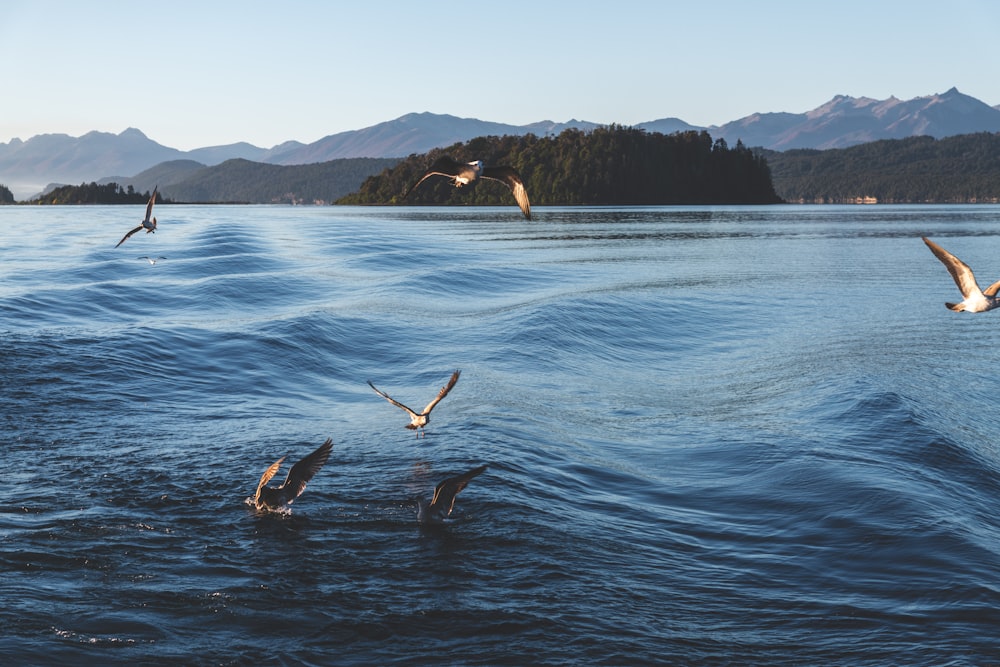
[763,132,1000,203]
[338,125,782,206]
[28,182,158,205]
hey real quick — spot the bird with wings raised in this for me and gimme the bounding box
[367,370,460,437]
[417,464,488,524]
[115,186,159,248]
[252,438,333,511]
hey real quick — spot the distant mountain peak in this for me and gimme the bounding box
[3,87,998,200]
[713,87,1000,150]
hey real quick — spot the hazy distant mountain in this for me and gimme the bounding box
[160,157,399,204]
[262,112,599,165]
[0,129,261,199]
[3,88,998,200]
[97,159,208,195]
[187,142,269,165]
[0,128,183,197]
[710,87,1000,150]
[637,117,703,135]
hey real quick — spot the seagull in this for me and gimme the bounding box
[252,438,333,511]
[114,186,158,248]
[922,237,1000,312]
[404,156,531,220]
[367,370,460,437]
[138,256,167,265]
[417,464,488,524]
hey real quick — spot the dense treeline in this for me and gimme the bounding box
[765,133,1000,203]
[166,157,400,204]
[0,183,13,204]
[338,126,782,206]
[18,158,400,205]
[29,182,161,205]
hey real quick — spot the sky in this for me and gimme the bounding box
[2,0,999,151]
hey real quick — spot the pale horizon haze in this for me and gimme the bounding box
[1,0,998,151]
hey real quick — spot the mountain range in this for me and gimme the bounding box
[1,87,998,200]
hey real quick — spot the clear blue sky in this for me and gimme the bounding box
[2,0,998,151]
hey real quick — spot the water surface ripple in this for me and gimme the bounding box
[3,204,1000,665]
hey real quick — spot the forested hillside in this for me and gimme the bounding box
[765,133,1000,203]
[338,126,782,206]
[166,157,400,203]
[29,182,159,205]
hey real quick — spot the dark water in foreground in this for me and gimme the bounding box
[3,204,1000,665]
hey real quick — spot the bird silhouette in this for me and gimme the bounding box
[417,465,488,524]
[115,186,159,248]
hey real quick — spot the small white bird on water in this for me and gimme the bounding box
[138,256,167,265]
[417,464,488,525]
[404,156,531,220]
[115,186,159,248]
[922,236,1000,312]
[251,438,333,512]
[367,370,460,437]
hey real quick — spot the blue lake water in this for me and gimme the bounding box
[3,203,1000,665]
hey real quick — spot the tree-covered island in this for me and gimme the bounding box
[28,182,163,205]
[338,125,783,206]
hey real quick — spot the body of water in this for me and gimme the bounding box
[3,204,1000,665]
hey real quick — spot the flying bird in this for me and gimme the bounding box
[138,256,167,265]
[417,464,488,524]
[404,156,531,220]
[114,186,159,248]
[922,236,1000,312]
[252,438,333,511]
[367,370,460,437]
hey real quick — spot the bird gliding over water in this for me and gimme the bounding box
[404,156,531,220]
[115,186,159,248]
[922,237,1000,312]
[418,465,488,524]
[252,438,333,511]
[367,370,461,437]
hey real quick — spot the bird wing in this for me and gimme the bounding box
[115,225,144,248]
[145,187,158,223]
[923,237,983,299]
[368,380,420,420]
[254,456,286,503]
[280,438,333,500]
[403,156,464,199]
[481,166,531,220]
[984,280,1000,297]
[421,369,461,415]
[429,464,488,515]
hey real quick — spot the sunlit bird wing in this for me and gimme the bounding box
[482,166,531,220]
[145,187,158,222]
[421,369,461,415]
[923,237,983,299]
[254,456,285,504]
